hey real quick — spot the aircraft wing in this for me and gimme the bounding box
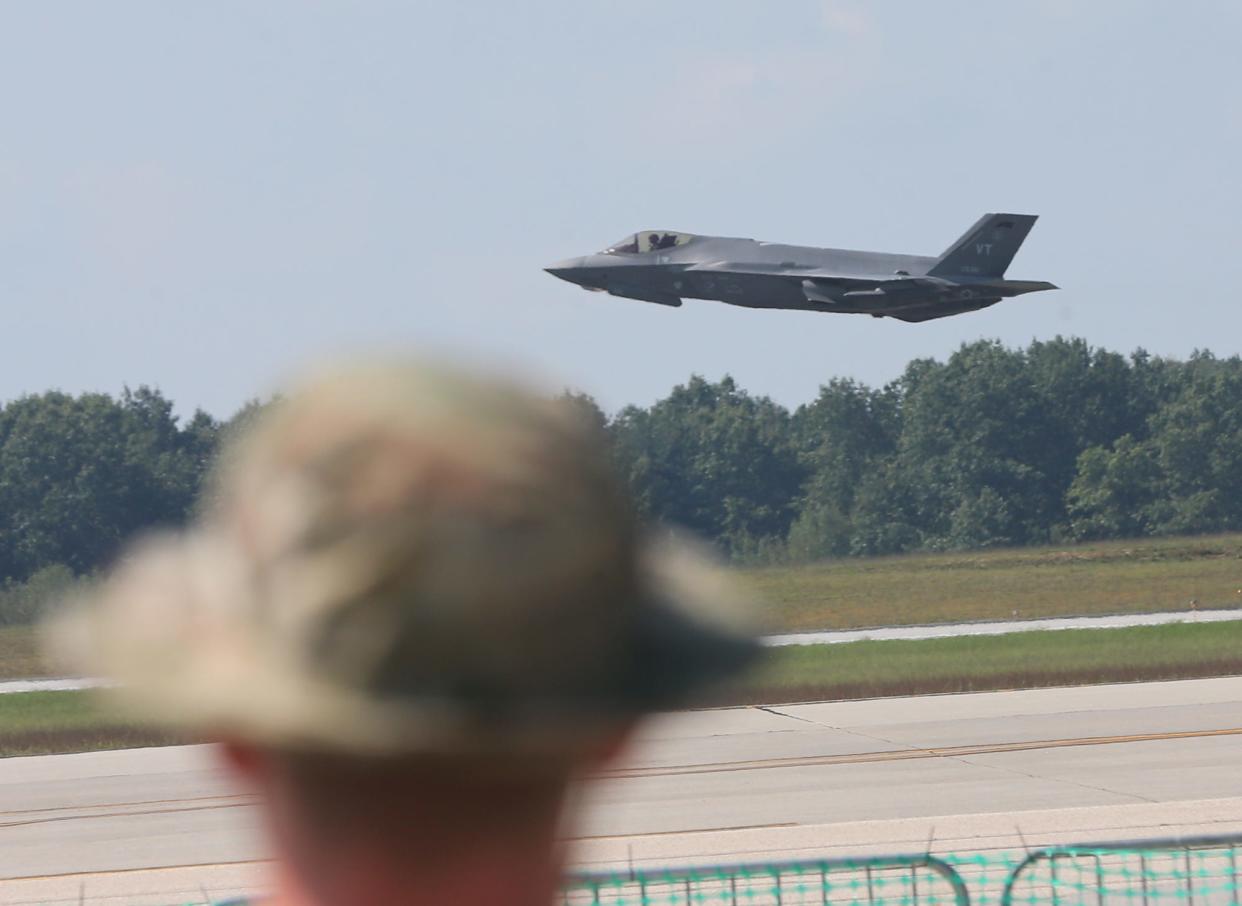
[685,262,878,283]
[684,262,947,303]
[685,262,1051,310]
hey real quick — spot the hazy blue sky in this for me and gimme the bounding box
[1,2,1239,416]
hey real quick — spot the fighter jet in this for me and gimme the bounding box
[545,214,1055,322]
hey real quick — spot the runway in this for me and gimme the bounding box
[763,606,1242,646]
[5,676,1242,905]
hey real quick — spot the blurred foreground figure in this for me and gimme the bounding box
[50,359,756,906]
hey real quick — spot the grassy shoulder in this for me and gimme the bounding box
[0,690,178,757]
[720,620,1242,704]
[742,533,1242,632]
[6,621,1242,757]
[5,533,1242,681]
[0,626,48,680]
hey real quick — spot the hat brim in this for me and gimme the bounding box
[45,532,759,756]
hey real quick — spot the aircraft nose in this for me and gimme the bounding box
[543,257,587,284]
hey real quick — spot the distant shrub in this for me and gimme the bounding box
[0,564,90,626]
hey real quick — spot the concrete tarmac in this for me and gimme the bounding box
[6,677,1242,905]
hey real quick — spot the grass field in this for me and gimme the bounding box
[0,690,178,758]
[741,533,1242,632]
[722,620,1242,705]
[3,534,1242,680]
[5,533,1242,756]
[5,620,1242,757]
[0,626,45,680]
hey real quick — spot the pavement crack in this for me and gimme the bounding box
[753,705,833,728]
[948,753,1158,804]
[759,706,925,750]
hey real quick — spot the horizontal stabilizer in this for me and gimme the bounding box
[992,279,1059,294]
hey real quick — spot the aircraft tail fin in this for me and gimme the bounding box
[927,213,1038,278]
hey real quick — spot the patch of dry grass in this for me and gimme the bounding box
[741,534,1242,632]
[0,726,182,758]
[714,620,1242,705]
[0,690,181,757]
[0,626,49,680]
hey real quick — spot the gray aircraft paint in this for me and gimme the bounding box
[546,213,1056,322]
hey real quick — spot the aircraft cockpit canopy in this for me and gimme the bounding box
[601,231,695,255]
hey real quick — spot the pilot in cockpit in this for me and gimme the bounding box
[600,231,691,256]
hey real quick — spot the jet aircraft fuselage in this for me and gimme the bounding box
[545,214,1056,322]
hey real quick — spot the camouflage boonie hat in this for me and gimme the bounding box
[49,360,757,754]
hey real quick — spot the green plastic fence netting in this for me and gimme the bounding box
[1000,841,1242,906]
[563,855,970,906]
[562,837,1242,906]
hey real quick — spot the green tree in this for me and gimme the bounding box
[871,341,1053,550]
[0,388,218,581]
[787,379,898,559]
[1066,436,1163,539]
[611,376,804,555]
[1143,356,1242,534]
[1024,337,1149,535]
[0,563,88,625]
[194,397,276,516]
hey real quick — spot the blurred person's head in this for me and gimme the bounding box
[48,359,755,906]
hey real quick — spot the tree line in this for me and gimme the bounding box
[599,336,1242,560]
[2,336,1242,621]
